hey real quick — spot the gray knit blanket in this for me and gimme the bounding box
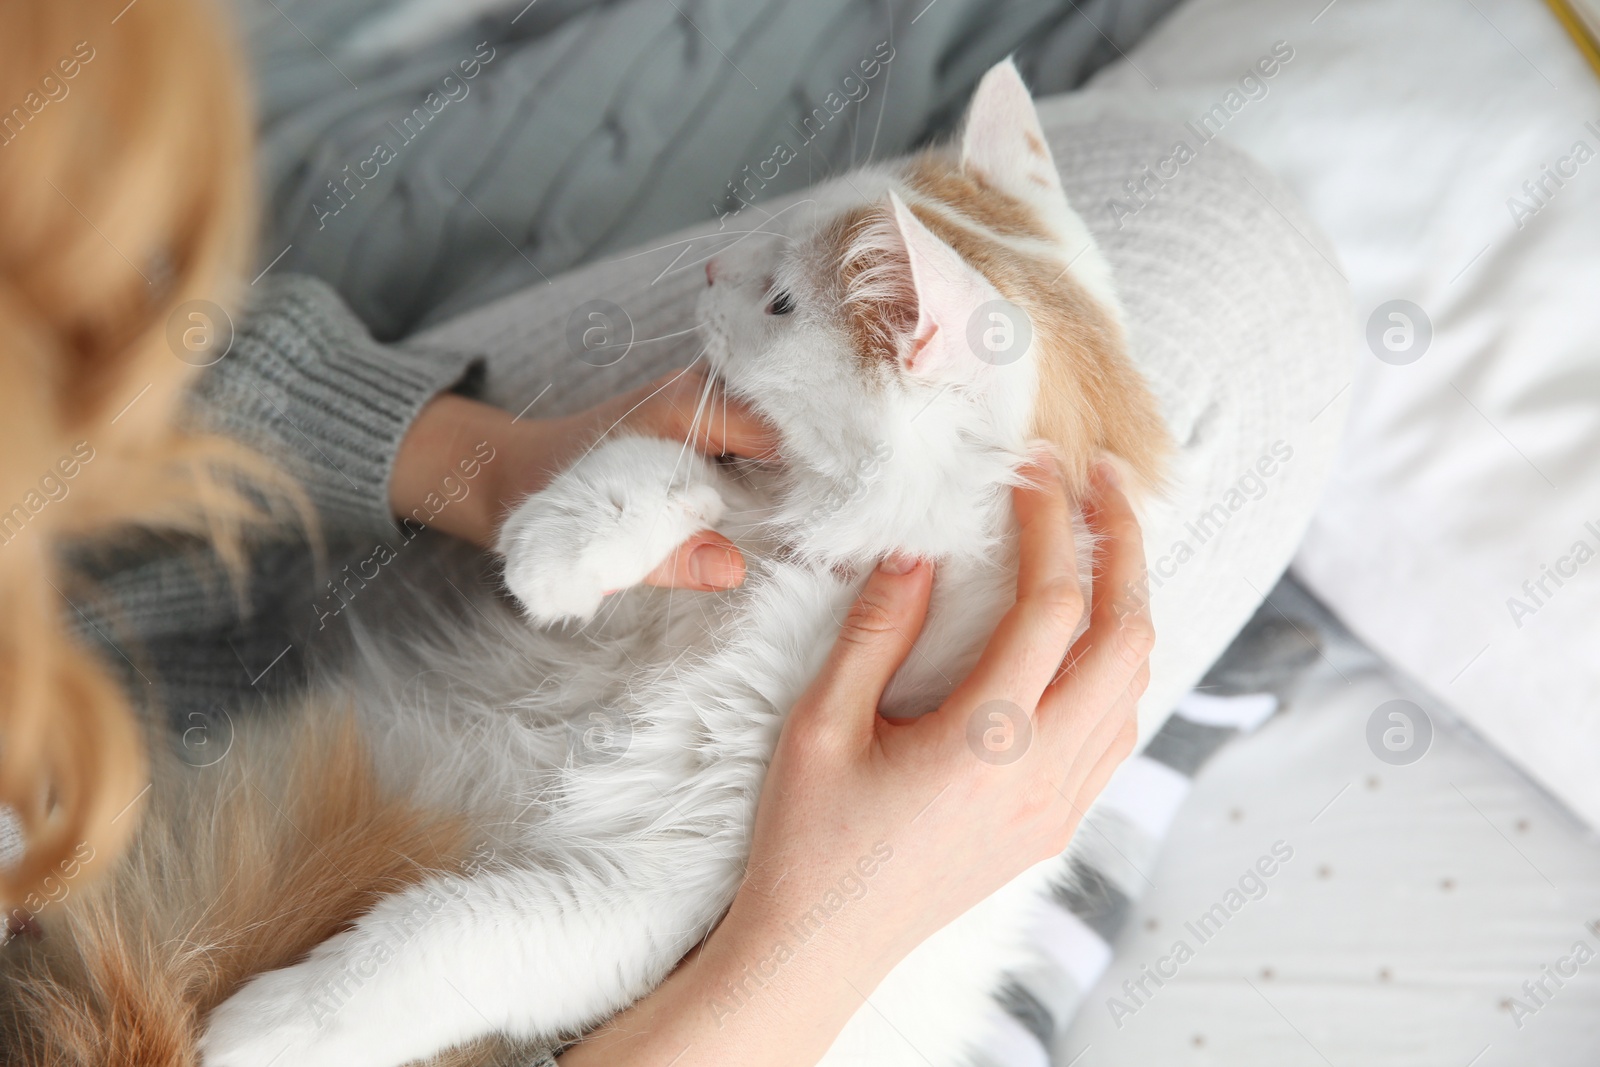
[233,0,1181,339]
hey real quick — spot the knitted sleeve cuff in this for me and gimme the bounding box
[188,273,484,534]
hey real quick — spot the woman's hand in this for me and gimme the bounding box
[389,367,775,589]
[559,456,1152,1067]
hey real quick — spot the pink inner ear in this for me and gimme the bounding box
[905,322,939,373]
[887,192,993,379]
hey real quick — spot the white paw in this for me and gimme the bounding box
[200,953,354,1067]
[200,928,435,1067]
[496,437,725,625]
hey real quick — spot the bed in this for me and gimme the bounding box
[1050,0,1600,1060]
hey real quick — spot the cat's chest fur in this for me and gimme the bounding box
[352,469,1021,832]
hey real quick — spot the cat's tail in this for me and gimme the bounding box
[0,705,530,1066]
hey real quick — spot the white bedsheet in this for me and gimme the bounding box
[1074,0,1600,832]
[1035,10,1600,1054]
[1058,583,1600,1065]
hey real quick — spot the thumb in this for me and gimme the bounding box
[641,531,746,591]
[799,556,934,736]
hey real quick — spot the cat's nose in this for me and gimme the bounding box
[705,259,718,285]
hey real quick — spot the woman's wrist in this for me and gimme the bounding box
[557,886,892,1067]
[391,369,777,551]
[389,393,565,547]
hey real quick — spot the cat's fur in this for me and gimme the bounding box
[0,62,1167,1067]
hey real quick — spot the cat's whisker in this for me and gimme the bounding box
[590,591,629,632]
[720,379,731,456]
[674,197,817,269]
[717,228,795,242]
[622,201,813,284]
[630,365,720,583]
[735,204,799,246]
[576,358,709,464]
[726,196,817,234]
[611,228,773,263]
[623,322,707,347]
[788,133,871,206]
[865,40,892,165]
[659,231,797,286]
[643,371,724,631]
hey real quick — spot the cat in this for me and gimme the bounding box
[0,60,1167,1067]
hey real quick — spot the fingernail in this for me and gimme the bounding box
[879,553,919,575]
[690,543,744,588]
[1093,458,1121,489]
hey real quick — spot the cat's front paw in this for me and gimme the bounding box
[497,436,725,624]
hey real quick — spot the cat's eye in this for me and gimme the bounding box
[765,290,795,316]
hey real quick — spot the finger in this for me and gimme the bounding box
[1039,650,1145,763]
[1062,716,1139,837]
[641,531,746,590]
[1081,460,1150,636]
[1050,677,1139,796]
[1033,700,1135,859]
[1038,462,1153,727]
[941,458,1084,721]
[795,556,934,740]
[659,369,778,460]
[1043,713,1145,857]
[698,394,778,460]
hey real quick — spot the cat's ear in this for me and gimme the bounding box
[887,192,999,380]
[959,59,1067,209]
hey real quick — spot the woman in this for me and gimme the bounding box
[0,0,1147,1062]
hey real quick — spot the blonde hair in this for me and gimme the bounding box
[0,0,291,909]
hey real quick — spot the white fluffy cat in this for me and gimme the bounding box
[191,60,1166,1067]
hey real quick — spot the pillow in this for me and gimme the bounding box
[1082,0,1600,827]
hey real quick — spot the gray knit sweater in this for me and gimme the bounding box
[238,0,1181,339]
[67,273,482,724]
[63,278,558,1066]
